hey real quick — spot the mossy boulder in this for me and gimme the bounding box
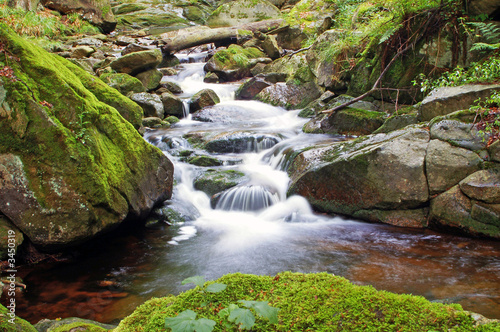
[34,317,115,332]
[256,81,322,110]
[114,272,499,331]
[194,169,248,196]
[262,52,310,83]
[99,72,146,96]
[0,24,173,250]
[189,89,220,112]
[187,155,223,167]
[206,0,282,28]
[204,45,268,82]
[373,113,419,134]
[161,92,184,118]
[0,304,36,332]
[112,3,148,15]
[40,0,117,33]
[135,69,163,91]
[116,9,189,30]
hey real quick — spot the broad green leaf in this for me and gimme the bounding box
[239,300,279,324]
[228,308,255,330]
[165,310,216,332]
[182,276,206,288]
[192,318,216,332]
[205,283,227,293]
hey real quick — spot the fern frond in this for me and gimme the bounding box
[470,42,500,52]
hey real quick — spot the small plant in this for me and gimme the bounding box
[471,91,500,147]
[165,276,279,332]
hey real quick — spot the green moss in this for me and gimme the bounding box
[211,45,265,70]
[115,272,496,332]
[51,322,107,332]
[193,169,247,196]
[187,155,223,167]
[0,304,37,332]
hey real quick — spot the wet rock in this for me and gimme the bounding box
[154,200,200,224]
[262,52,312,83]
[204,72,219,83]
[187,155,224,167]
[130,92,164,118]
[426,140,483,195]
[430,185,500,239]
[116,8,189,30]
[256,82,323,109]
[142,117,167,128]
[161,92,184,117]
[100,73,146,96]
[194,169,248,196]
[488,140,500,162]
[115,36,136,46]
[288,127,430,216]
[159,53,181,68]
[235,77,272,100]
[256,72,288,83]
[122,43,152,56]
[40,0,117,33]
[70,45,95,58]
[135,69,162,91]
[0,303,36,331]
[418,84,500,121]
[206,0,282,28]
[160,81,183,94]
[110,49,162,76]
[430,119,487,151]
[353,208,429,228]
[0,215,24,260]
[204,132,281,153]
[189,89,220,112]
[459,169,500,204]
[183,5,207,23]
[159,67,178,76]
[73,37,103,48]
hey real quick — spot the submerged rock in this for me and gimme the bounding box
[0,24,173,250]
[194,169,248,196]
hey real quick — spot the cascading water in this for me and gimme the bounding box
[10,53,500,325]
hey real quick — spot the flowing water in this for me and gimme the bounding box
[6,55,500,325]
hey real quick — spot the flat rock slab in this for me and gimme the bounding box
[460,169,500,204]
[419,84,500,121]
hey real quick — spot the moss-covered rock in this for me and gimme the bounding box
[99,72,146,96]
[33,317,115,332]
[0,304,36,331]
[204,45,268,82]
[206,0,282,28]
[114,272,499,331]
[187,155,224,167]
[135,69,162,91]
[109,49,162,76]
[116,9,189,30]
[194,169,248,196]
[189,89,220,112]
[0,24,173,250]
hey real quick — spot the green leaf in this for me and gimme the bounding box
[228,308,255,330]
[239,300,280,324]
[182,276,206,288]
[205,283,227,293]
[165,310,216,332]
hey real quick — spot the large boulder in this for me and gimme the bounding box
[418,84,500,121]
[0,24,173,250]
[256,81,322,109]
[288,127,430,217]
[99,72,146,96]
[204,45,269,82]
[40,0,117,33]
[130,92,164,119]
[161,92,184,117]
[206,0,282,28]
[109,49,162,76]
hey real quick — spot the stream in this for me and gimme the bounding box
[7,54,500,325]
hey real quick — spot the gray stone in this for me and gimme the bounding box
[430,119,487,151]
[256,82,322,110]
[73,38,103,48]
[373,114,419,134]
[488,140,500,162]
[161,81,183,94]
[262,34,280,59]
[130,92,164,118]
[194,169,248,196]
[426,139,483,195]
[419,84,500,121]
[110,49,162,76]
[122,43,153,56]
[189,89,220,112]
[71,45,95,58]
[353,208,429,228]
[235,77,271,100]
[459,169,500,204]
[0,215,24,261]
[161,92,184,117]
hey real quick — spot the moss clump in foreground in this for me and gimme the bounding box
[115,272,499,331]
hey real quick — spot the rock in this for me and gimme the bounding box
[353,208,429,228]
[130,92,164,119]
[159,54,180,68]
[469,0,500,17]
[262,52,312,83]
[418,84,500,121]
[0,25,173,249]
[40,0,117,33]
[121,43,152,56]
[262,34,281,59]
[0,304,36,331]
[160,81,183,94]
[189,89,220,112]
[183,5,207,23]
[204,45,268,82]
[206,0,282,28]
[110,49,162,76]
[115,36,136,46]
[116,7,189,30]
[204,72,219,83]
[8,0,39,11]
[426,140,483,195]
[459,169,500,204]
[135,69,162,91]
[277,26,307,50]
[100,72,146,96]
[68,58,98,75]
[154,200,200,224]
[373,113,419,134]
[488,140,500,162]
[70,45,95,58]
[256,72,288,83]
[430,119,487,151]
[256,81,322,109]
[204,132,281,153]
[34,317,116,331]
[112,2,147,15]
[187,155,223,167]
[235,77,272,100]
[430,185,500,239]
[142,117,167,128]
[159,67,178,76]
[194,169,248,196]
[161,92,184,117]
[288,127,430,216]
[0,215,23,260]
[314,108,387,136]
[73,37,103,48]
[299,91,336,118]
